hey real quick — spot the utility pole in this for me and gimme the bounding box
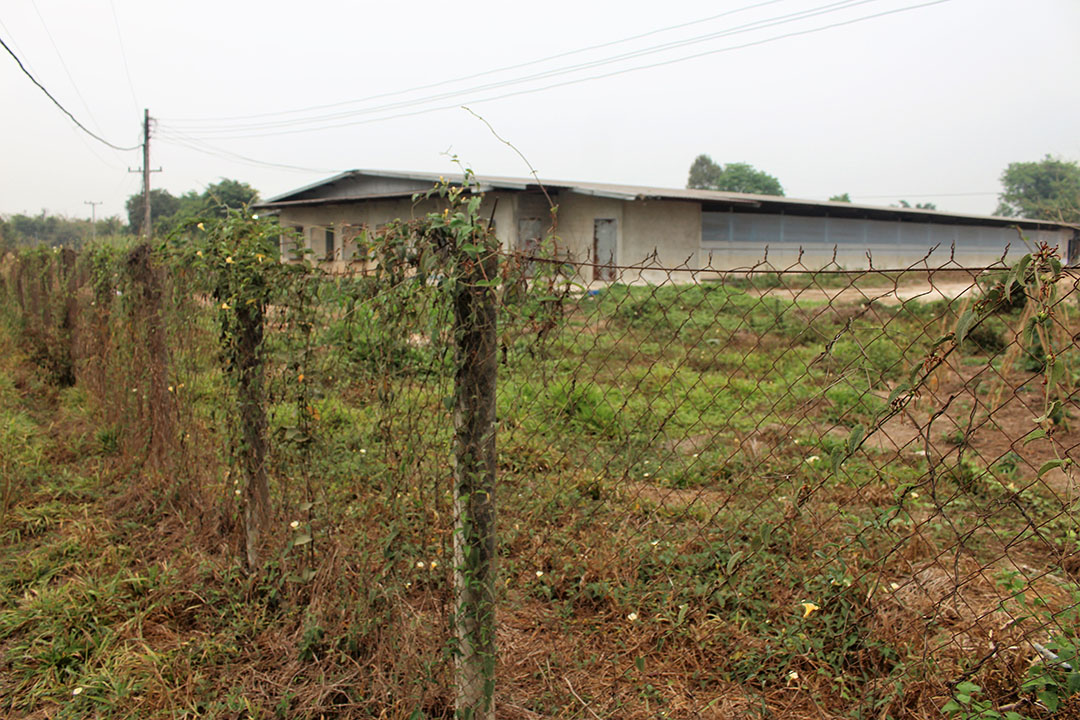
[128,108,161,240]
[84,200,102,243]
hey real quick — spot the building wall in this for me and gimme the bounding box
[274,194,1071,279]
[702,210,1074,270]
[275,195,512,272]
[541,194,700,285]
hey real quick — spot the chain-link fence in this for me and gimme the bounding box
[2,236,1079,719]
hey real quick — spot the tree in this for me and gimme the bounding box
[686,154,784,196]
[125,179,261,236]
[126,189,180,236]
[829,193,852,203]
[202,179,260,217]
[995,155,1080,222]
[898,200,937,210]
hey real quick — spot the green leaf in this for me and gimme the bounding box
[1037,459,1064,478]
[1022,428,1047,445]
[1038,688,1060,712]
[887,382,911,405]
[298,501,314,512]
[955,309,976,346]
[292,532,312,547]
[1034,401,1061,425]
[847,423,866,455]
[725,550,744,575]
[941,700,961,714]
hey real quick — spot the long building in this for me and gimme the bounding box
[256,170,1078,279]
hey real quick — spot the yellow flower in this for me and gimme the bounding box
[298,373,305,383]
[196,222,204,230]
[800,602,820,618]
[220,302,229,310]
[196,250,203,257]
[225,256,234,264]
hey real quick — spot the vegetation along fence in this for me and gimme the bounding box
[1,178,1079,719]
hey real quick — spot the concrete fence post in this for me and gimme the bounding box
[452,243,498,720]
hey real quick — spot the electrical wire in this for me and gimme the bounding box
[159,0,954,142]
[0,34,141,152]
[156,132,339,174]
[165,0,794,124]
[161,0,881,135]
[30,0,107,137]
[109,0,141,115]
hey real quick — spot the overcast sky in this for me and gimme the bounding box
[2,0,1078,222]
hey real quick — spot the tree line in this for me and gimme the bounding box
[1,178,260,251]
[687,153,1080,222]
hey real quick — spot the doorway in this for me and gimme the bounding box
[593,218,617,281]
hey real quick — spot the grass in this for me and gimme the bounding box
[1,262,1079,718]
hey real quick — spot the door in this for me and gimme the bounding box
[593,218,617,281]
[518,217,543,277]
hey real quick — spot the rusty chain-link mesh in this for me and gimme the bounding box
[488,248,1080,718]
[2,241,1079,718]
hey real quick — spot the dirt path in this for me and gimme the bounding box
[755,280,978,306]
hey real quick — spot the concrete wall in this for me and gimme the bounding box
[539,193,700,285]
[276,191,701,284]
[275,192,1068,280]
[275,195,511,273]
[702,210,1074,270]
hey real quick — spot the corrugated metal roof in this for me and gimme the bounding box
[257,169,1077,231]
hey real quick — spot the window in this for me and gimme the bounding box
[280,225,303,260]
[325,228,336,260]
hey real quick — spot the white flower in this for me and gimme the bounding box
[643,472,650,478]
[234,488,241,496]
[806,455,820,465]
[650,539,659,547]
[359,448,367,454]
[290,520,300,529]
[72,687,83,696]
[535,570,544,578]
[627,612,639,621]
[416,561,425,569]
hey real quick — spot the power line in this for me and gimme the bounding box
[162,0,881,135]
[109,0,141,115]
[30,0,107,137]
[160,0,954,142]
[0,34,140,152]
[155,131,339,174]
[164,0,794,125]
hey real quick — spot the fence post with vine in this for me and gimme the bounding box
[443,195,499,720]
[169,213,294,573]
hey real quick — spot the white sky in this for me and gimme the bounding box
[1,0,1078,222]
